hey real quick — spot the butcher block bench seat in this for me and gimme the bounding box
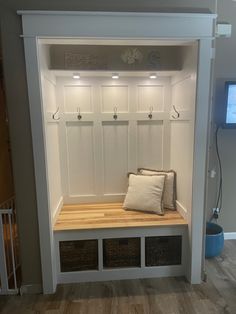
[53,202,188,231]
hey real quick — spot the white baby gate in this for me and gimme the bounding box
[0,197,19,295]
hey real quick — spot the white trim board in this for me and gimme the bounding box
[224,232,236,240]
[17,11,217,19]
[20,284,42,295]
[176,201,188,221]
[40,39,195,46]
[18,11,216,39]
[52,197,63,227]
[58,266,185,284]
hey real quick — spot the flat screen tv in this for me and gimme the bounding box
[223,81,236,128]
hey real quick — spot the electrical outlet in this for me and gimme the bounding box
[210,169,216,178]
[212,208,220,214]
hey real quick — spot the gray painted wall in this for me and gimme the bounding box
[213,0,236,232]
[1,0,235,289]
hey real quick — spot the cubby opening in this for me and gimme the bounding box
[58,235,183,272]
[145,236,182,267]
[103,238,141,269]
[59,240,98,272]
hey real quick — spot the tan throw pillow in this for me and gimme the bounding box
[123,174,166,215]
[138,168,176,210]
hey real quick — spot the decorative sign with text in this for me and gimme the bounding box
[50,45,181,71]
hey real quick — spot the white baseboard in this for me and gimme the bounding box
[20,283,42,295]
[52,196,63,226]
[224,232,236,240]
[176,201,188,221]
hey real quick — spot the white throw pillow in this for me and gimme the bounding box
[138,168,176,210]
[123,174,166,215]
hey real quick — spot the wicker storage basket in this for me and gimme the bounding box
[103,238,141,268]
[145,236,182,266]
[59,240,98,272]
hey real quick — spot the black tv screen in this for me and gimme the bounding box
[224,81,236,128]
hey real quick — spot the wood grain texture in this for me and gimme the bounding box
[205,240,236,314]
[53,202,187,231]
[1,241,236,314]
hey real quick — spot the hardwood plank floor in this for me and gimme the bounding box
[0,240,236,314]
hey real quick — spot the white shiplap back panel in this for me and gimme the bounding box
[66,122,95,196]
[102,122,128,195]
[137,121,163,169]
[137,85,164,112]
[101,85,129,113]
[64,85,93,112]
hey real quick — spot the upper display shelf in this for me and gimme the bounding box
[50,45,182,71]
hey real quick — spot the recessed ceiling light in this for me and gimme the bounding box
[112,73,119,79]
[73,73,80,79]
[149,73,157,79]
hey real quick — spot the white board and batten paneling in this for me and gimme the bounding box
[137,121,164,169]
[20,11,216,293]
[169,45,198,221]
[102,85,129,113]
[103,121,129,195]
[66,122,95,197]
[39,45,63,225]
[56,77,170,204]
[64,85,93,113]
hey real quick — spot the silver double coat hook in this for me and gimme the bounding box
[77,107,82,120]
[113,106,118,120]
[148,106,153,119]
[172,105,180,119]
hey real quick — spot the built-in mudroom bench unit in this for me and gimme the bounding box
[54,203,187,283]
[19,10,216,293]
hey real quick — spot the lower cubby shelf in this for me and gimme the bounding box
[59,239,98,272]
[103,238,141,268]
[145,236,182,266]
[59,236,182,272]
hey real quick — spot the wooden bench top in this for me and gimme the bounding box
[54,203,188,231]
